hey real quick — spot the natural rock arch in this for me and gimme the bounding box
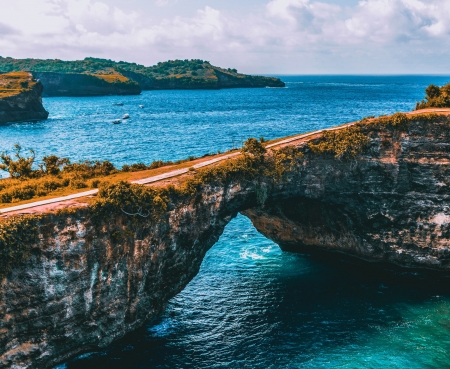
[2,115,450,368]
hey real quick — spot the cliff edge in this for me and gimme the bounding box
[1,112,450,368]
[0,72,49,123]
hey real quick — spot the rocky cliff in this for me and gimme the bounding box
[31,72,141,97]
[1,113,450,368]
[0,72,48,124]
[0,57,285,93]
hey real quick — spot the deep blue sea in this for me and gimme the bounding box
[2,75,450,368]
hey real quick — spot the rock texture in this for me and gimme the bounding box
[31,72,141,97]
[1,115,450,368]
[245,116,450,269]
[0,72,48,124]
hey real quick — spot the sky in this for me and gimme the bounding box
[0,0,449,74]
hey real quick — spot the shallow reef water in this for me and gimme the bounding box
[2,75,449,369]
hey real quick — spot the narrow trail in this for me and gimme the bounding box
[1,108,449,216]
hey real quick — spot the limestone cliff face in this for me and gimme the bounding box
[0,183,255,369]
[32,72,141,97]
[0,72,48,124]
[244,116,450,269]
[1,115,450,368]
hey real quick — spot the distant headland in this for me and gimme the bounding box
[0,57,285,97]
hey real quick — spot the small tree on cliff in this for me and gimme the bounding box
[39,155,70,175]
[241,138,266,161]
[0,144,35,178]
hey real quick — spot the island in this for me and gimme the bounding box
[0,72,49,123]
[0,57,285,96]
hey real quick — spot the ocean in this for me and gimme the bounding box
[2,75,450,368]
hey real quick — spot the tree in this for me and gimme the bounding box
[425,84,441,100]
[241,138,266,160]
[0,144,36,178]
[40,155,70,175]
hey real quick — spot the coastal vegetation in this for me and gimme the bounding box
[0,112,445,279]
[0,214,40,279]
[308,126,370,159]
[0,145,213,205]
[0,72,49,123]
[416,82,450,109]
[0,72,38,98]
[308,112,442,159]
[0,57,285,90]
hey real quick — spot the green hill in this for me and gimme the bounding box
[0,57,285,93]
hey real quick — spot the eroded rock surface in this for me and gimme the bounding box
[1,115,450,368]
[0,72,48,124]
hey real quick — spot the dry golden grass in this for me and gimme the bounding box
[0,152,240,209]
[0,72,36,98]
[91,73,130,83]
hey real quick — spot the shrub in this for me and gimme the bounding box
[0,144,35,179]
[241,138,266,160]
[91,179,101,188]
[70,179,88,189]
[129,163,148,172]
[40,155,70,175]
[91,181,170,222]
[308,126,370,159]
[149,160,165,169]
[0,215,40,279]
[0,184,37,203]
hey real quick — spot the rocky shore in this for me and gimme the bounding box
[0,72,48,124]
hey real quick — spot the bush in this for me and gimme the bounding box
[308,126,370,159]
[70,179,88,189]
[40,155,70,175]
[0,184,36,203]
[0,144,35,179]
[91,181,170,221]
[129,163,148,172]
[241,138,266,160]
[149,160,165,169]
[0,215,40,279]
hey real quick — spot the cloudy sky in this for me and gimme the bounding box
[0,0,449,74]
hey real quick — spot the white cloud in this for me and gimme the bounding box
[0,0,449,73]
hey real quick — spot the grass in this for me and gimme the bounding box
[0,72,37,98]
[0,151,240,210]
[91,73,130,83]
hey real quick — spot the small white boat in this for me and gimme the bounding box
[122,114,130,119]
[139,105,144,108]
[112,119,122,124]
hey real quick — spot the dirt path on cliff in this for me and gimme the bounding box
[1,108,450,219]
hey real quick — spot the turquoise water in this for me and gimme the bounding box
[59,215,450,369]
[3,75,450,368]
